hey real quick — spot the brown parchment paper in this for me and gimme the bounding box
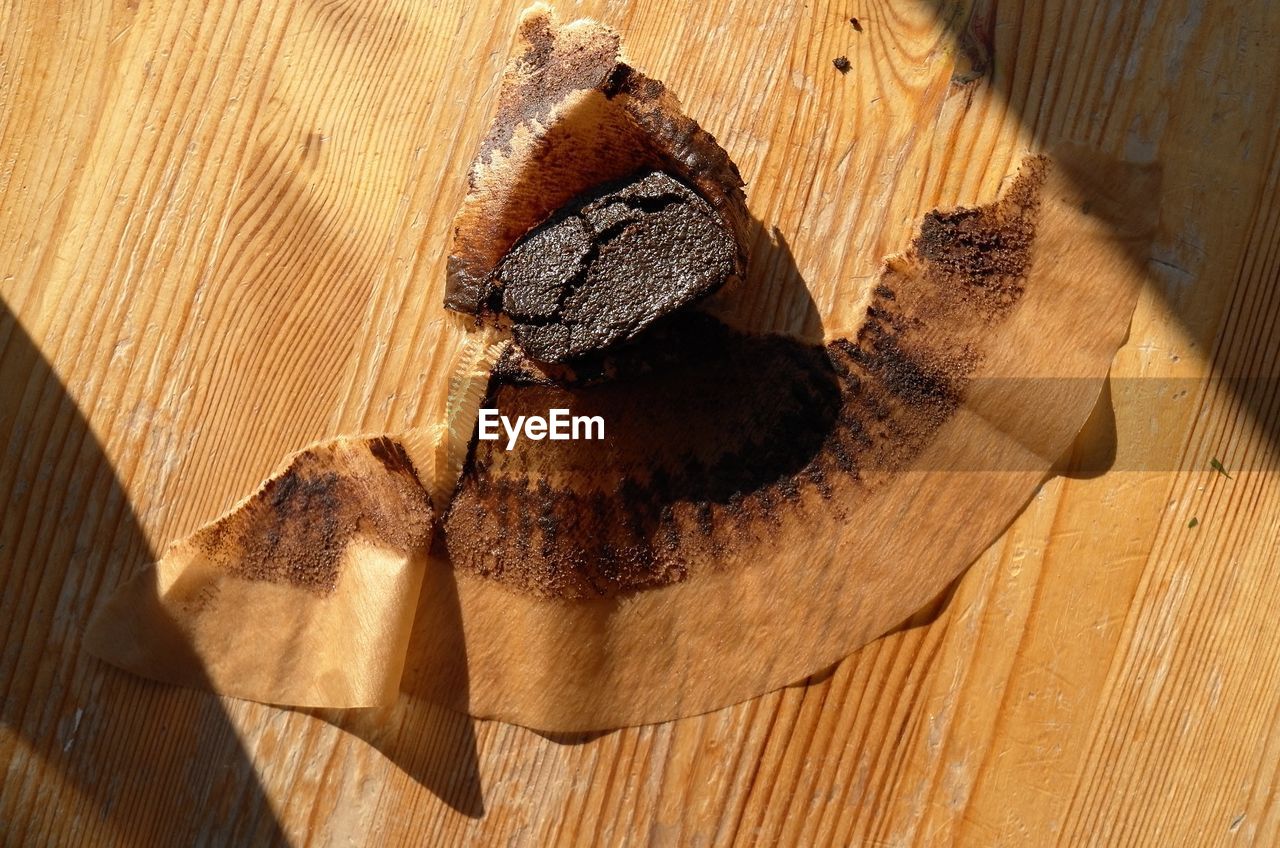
[84,6,1159,732]
[86,148,1157,730]
[405,146,1160,731]
[86,434,436,708]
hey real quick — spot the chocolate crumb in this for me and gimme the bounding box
[850,17,863,32]
[490,171,737,363]
[833,56,851,73]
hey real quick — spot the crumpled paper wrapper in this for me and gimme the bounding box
[85,7,1160,731]
[418,146,1160,730]
[86,434,437,708]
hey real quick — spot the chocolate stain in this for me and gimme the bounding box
[476,12,620,166]
[445,159,1049,599]
[197,437,433,595]
[491,170,737,362]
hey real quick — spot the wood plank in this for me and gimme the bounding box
[2,0,1277,844]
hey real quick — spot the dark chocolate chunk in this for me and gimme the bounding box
[490,171,737,363]
[500,216,592,322]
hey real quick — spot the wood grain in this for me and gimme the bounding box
[2,0,1278,844]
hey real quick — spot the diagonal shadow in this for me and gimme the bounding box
[918,0,1280,468]
[12,8,1257,825]
[0,298,287,845]
[308,537,486,818]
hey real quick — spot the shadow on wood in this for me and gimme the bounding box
[1059,374,1119,478]
[322,544,486,818]
[0,298,287,845]
[711,220,828,343]
[922,0,1280,469]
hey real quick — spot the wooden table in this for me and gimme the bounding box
[3,0,1278,844]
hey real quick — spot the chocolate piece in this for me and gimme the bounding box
[492,171,737,362]
[445,9,750,318]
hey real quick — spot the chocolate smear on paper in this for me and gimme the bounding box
[197,437,432,595]
[445,159,1047,599]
